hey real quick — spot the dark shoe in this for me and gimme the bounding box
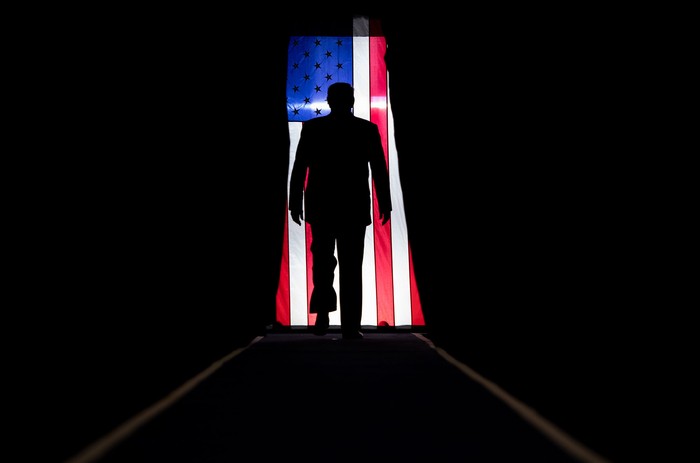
[342,330,363,340]
[312,312,329,336]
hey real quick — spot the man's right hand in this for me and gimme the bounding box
[290,210,303,225]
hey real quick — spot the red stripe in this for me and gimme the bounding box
[275,203,291,326]
[303,170,316,326]
[370,32,395,326]
[409,246,425,325]
[305,220,316,325]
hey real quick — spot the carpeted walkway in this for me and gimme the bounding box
[69,333,608,463]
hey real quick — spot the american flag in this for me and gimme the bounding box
[276,16,424,328]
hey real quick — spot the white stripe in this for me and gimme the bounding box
[387,87,412,326]
[287,122,309,326]
[352,28,379,327]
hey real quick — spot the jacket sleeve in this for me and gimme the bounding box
[289,125,309,214]
[368,124,392,215]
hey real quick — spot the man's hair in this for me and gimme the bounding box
[327,82,354,110]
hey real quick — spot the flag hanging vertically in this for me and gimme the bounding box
[276,15,424,328]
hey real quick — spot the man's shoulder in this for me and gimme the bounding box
[301,115,336,129]
[303,114,378,131]
[349,116,380,131]
[355,116,377,126]
[302,116,327,126]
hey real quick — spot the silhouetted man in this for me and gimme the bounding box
[289,82,392,340]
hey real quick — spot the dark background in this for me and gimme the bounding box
[13,7,685,463]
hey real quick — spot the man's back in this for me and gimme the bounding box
[290,113,390,227]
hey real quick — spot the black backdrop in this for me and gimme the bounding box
[16,7,681,462]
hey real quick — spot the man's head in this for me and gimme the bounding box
[327,82,354,113]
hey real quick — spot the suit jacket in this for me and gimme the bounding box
[289,112,392,227]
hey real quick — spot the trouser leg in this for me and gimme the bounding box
[336,225,366,333]
[309,224,338,314]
